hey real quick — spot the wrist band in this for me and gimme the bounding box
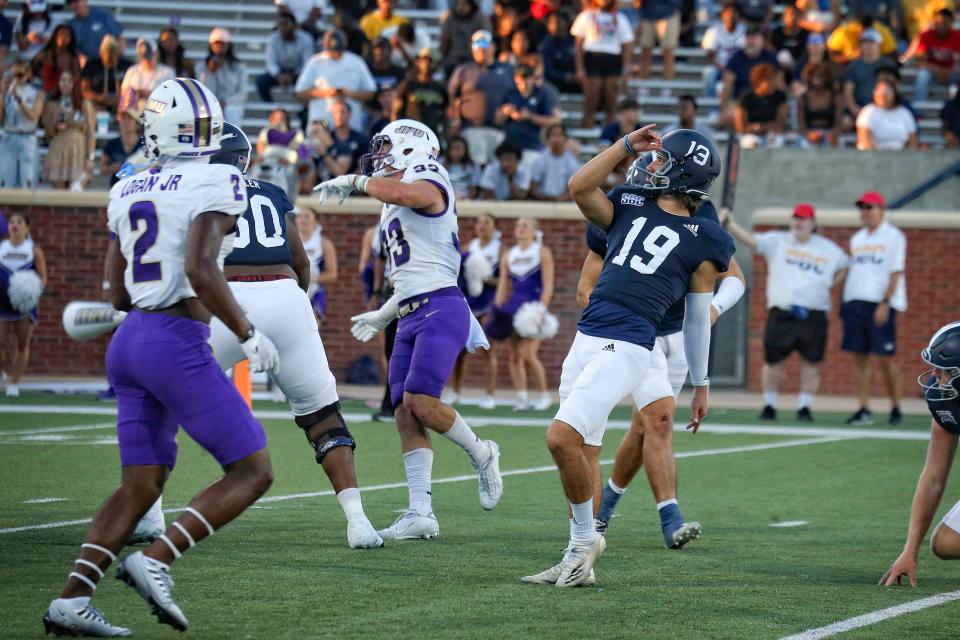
[353,175,369,193]
[622,136,635,154]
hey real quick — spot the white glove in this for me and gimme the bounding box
[349,296,399,342]
[313,174,367,205]
[240,328,280,375]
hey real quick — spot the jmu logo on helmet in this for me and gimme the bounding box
[394,125,425,138]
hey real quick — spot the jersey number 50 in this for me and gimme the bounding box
[611,216,680,275]
[233,195,285,249]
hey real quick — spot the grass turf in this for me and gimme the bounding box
[0,395,957,639]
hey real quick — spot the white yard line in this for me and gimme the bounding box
[780,590,960,639]
[0,435,848,535]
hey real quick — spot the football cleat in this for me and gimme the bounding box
[759,405,777,420]
[116,552,188,631]
[846,408,874,425]
[797,407,814,422]
[514,398,532,412]
[42,601,130,637]
[128,500,165,545]
[377,510,439,540]
[665,522,702,550]
[475,440,503,510]
[478,395,496,410]
[521,547,597,586]
[556,535,606,588]
[533,394,552,411]
[347,517,384,549]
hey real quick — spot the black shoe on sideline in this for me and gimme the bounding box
[797,407,814,422]
[759,405,777,420]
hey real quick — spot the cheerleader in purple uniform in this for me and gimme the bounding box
[296,207,337,329]
[359,225,377,304]
[0,213,47,397]
[494,218,554,411]
[446,213,502,410]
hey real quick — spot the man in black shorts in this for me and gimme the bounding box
[722,204,848,421]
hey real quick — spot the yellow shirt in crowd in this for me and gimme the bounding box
[359,12,410,41]
[826,20,898,59]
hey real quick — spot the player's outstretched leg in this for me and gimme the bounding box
[117,449,273,631]
[378,404,440,540]
[43,466,168,637]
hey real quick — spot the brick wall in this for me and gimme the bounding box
[746,225,960,396]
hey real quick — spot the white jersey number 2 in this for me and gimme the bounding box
[611,216,681,275]
[233,194,285,250]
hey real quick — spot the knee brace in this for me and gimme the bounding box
[295,402,356,464]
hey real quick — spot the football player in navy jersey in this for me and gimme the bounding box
[576,176,746,548]
[881,322,960,587]
[523,126,734,588]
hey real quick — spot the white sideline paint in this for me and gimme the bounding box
[769,521,809,528]
[780,590,960,639]
[0,436,848,535]
[22,497,68,504]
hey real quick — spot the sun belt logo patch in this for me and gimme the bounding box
[620,193,645,207]
[683,223,700,237]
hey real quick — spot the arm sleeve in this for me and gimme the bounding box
[585,223,608,255]
[683,292,713,386]
[711,276,745,316]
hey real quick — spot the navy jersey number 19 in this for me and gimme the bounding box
[129,201,161,283]
[611,216,680,275]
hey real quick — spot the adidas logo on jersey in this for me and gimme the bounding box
[620,193,646,207]
[601,343,616,352]
[683,223,700,237]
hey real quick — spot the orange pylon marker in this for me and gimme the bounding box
[234,360,252,409]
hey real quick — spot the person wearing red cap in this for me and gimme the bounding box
[722,203,847,421]
[841,191,907,426]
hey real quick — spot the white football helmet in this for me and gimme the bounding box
[360,118,440,177]
[141,78,224,160]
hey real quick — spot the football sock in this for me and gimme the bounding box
[154,506,215,563]
[798,392,814,409]
[54,596,91,609]
[403,448,433,515]
[570,498,595,546]
[337,487,365,521]
[658,499,684,533]
[763,391,779,408]
[68,543,117,593]
[598,479,626,522]
[442,413,488,466]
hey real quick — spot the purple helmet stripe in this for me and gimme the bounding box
[188,78,212,147]
[174,78,201,148]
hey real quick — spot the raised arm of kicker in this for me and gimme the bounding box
[358,168,448,215]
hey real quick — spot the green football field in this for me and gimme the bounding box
[1,394,958,639]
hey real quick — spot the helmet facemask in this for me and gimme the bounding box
[626,150,674,191]
[361,135,404,178]
[918,358,960,402]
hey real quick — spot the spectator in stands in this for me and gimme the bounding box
[157,28,194,78]
[309,98,367,184]
[66,0,122,65]
[118,38,173,113]
[13,0,55,63]
[598,97,640,145]
[701,0,746,99]
[794,0,837,33]
[80,34,128,115]
[720,25,780,121]
[530,124,579,201]
[797,62,842,146]
[0,0,12,73]
[499,28,534,68]
[527,52,559,106]
[296,30,376,134]
[365,36,404,89]
[197,28,248,125]
[32,25,81,94]
[637,0,680,86]
[395,48,447,135]
[740,0,774,27]
[901,8,960,102]
[735,62,788,148]
[440,0,492,75]
[856,78,918,149]
[902,0,946,42]
[255,107,311,193]
[443,135,480,200]
[385,22,428,69]
[100,106,142,181]
[875,65,917,117]
[258,14,314,103]
[722,204,848,422]
[447,29,515,164]
[792,31,829,86]
[828,15,897,64]
[539,11,577,93]
[331,6,369,56]
[661,94,718,141]
[360,0,408,41]
[496,63,560,168]
[41,70,94,190]
[841,191,907,426]
[843,30,894,119]
[492,6,520,59]
[942,86,960,146]
[0,59,44,189]
[479,141,530,200]
[770,2,809,75]
[275,0,324,41]
[571,0,634,128]
[364,84,396,137]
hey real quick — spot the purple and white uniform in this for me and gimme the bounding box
[463,234,501,316]
[505,241,543,314]
[302,225,327,318]
[105,159,266,469]
[378,157,469,406]
[0,236,39,323]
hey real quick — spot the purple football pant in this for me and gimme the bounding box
[389,287,470,407]
[107,310,267,469]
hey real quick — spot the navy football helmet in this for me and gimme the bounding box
[209,122,251,174]
[625,129,720,200]
[918,321,960,402]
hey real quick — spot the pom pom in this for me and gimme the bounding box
[513,301,559,340]
[8,270,43,314]
[484,307,514,341]
[463,251,493,298]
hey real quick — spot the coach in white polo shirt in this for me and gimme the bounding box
[724,203,848,422]
[841,191,907,426]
